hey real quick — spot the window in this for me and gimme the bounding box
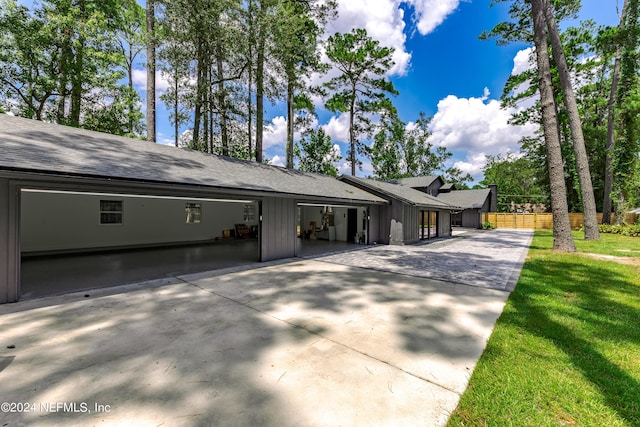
[100,200,123,224]
[243,203,255,222]
[185,203,202,223]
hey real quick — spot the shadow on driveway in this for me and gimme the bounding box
[0,229,533,426]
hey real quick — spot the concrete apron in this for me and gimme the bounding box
[0,229,533,426]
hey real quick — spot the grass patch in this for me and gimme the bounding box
[448,230,640,427]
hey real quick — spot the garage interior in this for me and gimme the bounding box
[19,191,376,300]
[296,203,371,249]
[20,189,261,299]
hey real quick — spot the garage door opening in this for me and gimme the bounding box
[296,203,369,257]
[20,189,260,299]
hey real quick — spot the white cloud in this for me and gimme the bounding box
[337,161,351,176]
[453,152,488,179]
[512,47,534,75]
[263,116,318,150]
[309,0,462,112]
[508,47,538,109]
[268,155,285,167]
[324,1,462,76]
[426,49,542,182]
[263,116,288,149]
[406,0,461,35]
[132,68,170,93]
[330,144,342,161]
[427,88,538,180]
[336,159,374,177]
[323,113,350,143]
[405,121,418,132]
[132,68,145,88]
[359,160,374,177]
[326,0,411,76]
[157,138,175,146]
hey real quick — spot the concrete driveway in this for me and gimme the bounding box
[0,229,533,426]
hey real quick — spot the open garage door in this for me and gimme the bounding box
[296,203,370,257]
[20,189,260,299]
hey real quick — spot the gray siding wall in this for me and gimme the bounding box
[379,202,441,245]
[375,203,392,245]
[0,178,20,303]
[261,197,296,261]
[367,205,381,244]
[385,201,405,244]
[462,209,481,229]
[481,197,491,212]
[403,205,420,244]
[438,210,452,237]
[427,181,442,196]
[380,205,389,245]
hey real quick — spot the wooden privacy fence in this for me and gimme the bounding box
[481,212,639,230]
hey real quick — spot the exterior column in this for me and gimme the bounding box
[0,178,20,303]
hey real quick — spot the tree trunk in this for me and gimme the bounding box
[286,73,294,168]
[203,63,210,153]
[247,69,254,160]
[616,193,626,225]
[349,83,356,176]
[70,0,85,128]
[531,0,576,252]
[215,34,229,156]
[246,0,255,161]
[193,38,204,147]
[602,0,626,224]
[57,30,71,123]
[174,75,179,147]
[542,0,600,240]
[146,0,156,142]
[613,0,638,225]
[247,66,254,160]
[70,40,83,127]
[128,46,135,135]
[255,18,265,163]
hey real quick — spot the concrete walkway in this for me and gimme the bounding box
[0,229,533,426]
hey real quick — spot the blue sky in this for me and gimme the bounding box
[144,1,621,182]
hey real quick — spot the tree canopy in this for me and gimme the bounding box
[324,28,398,175]
[1,0,636,213]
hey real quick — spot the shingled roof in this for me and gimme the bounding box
[0,114,386,204]
[437,188,492,209]
[339,175,459,210]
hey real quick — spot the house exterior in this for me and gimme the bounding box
[436,187,495,228]
[339,176,458,245]
[0,114,391,303]
[393,176,497,229]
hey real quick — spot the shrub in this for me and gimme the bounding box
[598,223,640,237]
[481,221,495,230]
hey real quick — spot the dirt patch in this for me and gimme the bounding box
[580,252,640,266]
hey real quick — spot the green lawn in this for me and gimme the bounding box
[448,231,640,426]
